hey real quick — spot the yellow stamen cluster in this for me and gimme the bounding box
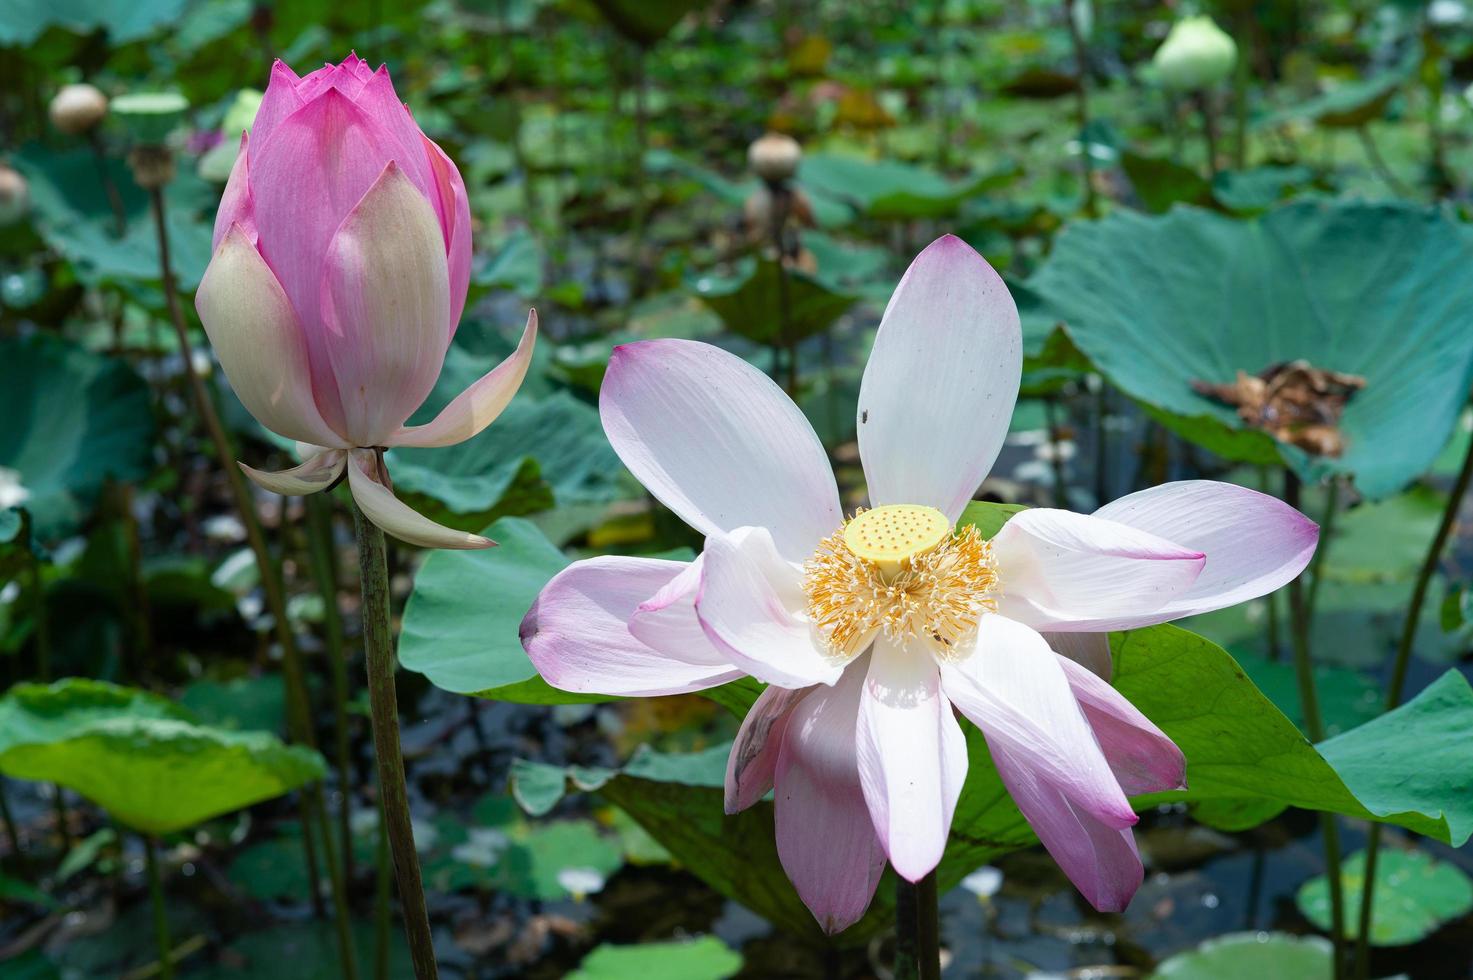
[804,506,999,661]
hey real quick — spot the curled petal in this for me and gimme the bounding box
[856,642,968,881]
[774,663,887,934]
[240,449,345,496]
[988,736,1143,912]
[857,235,1022,522]
[991,509,1206,631]
[345,449,492,550]
[1092,480,1319,623]
[941,615,1136,829]
[600,339,841,561]
[626,556,729,667]
[521,556,740,697]
[695,527,846,689]
[195,226,346,448]
[320,162,451,446]
[389,311,536,449]
[726,684,808,814]
[1056,655,1185,796]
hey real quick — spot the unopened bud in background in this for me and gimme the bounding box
[49,83,109,135]
[1152,16,1238,92]
[748,132,802,184]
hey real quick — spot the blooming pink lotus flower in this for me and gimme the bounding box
[521,236,1318,931]
[195,54,536,549]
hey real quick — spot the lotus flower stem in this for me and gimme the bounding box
[1353,411,1473,980]
[375,796,393,980]
[1063,0,1098,217]
[148,185,359,979]
[1284,472,1346,979]
[306,493,356,885]
[0,779,26,876]
[86,131,127,237]
[143,835,174,980]
[1195,92,1219,177]
[351,490,439,979]
[1304,477,1342,619]
[894,870,941,980]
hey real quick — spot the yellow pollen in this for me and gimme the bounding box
[805,507,999,662]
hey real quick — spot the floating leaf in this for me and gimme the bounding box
[1297,849,1473,945]
[1029,200,1473,497]
[690,258,858,346]
[1151,932,1333,978]
[192,921,412,979]
[0,335,156,539]
[0,0,190,44]
[568,937,742,980]
[798,153,1012,219]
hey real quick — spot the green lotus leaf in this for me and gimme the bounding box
[1150,932,1333,978]
[0,681,325,835]
[690,257,858,346]
[0,335,156,539]
[568,937,742,980]
[1028,200,1473,498]
[0,0,190,44]
[1297,848,1473,945]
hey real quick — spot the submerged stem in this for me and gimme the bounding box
[1353,408,1473,980]
[352,495,439,980]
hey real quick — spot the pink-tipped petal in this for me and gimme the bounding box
[988,736,1144,912]
[422,132,472,331]
[521,556,741,697]
[240,449,346,496]
[250,87,438,434]
[991,509,1207,632]
[1044,631,1112,681]
[344,450,492,550]
[726,684,808,813]
[600,340,841,561]
[212,132,255,251]
[319,161,451,446]
[855,641,967,881]
[1056,655,1185,796]
[1092,480,1320,622]
[941,615,1136,829]
[774,663,888,934]
[390,311,536,448]
[249,60,305,150]
[857,235,1022,522]
[195,226,347,448]
[350,67,436,202]
[695,527,846,689]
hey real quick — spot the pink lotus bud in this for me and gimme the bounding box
[196,54,536,550]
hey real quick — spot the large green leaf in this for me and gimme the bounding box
[0,335,156,539]
[798,153,1012,219]
[399,516,607,703]
[0,679,324,834]
[0,0,189,44]
[1028,200,1473,498]
[690,257,858,346]
[13,145,214,290]
[1297,848,1473,945]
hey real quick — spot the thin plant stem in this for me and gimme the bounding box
[1231,18,1250,169]
[148,185,357,978]
[1284,472,1345,980]
[1063,0,1097,216]
[1353,412,1473,980]
[144,835,174,980]
[88,131,127,237]
[375,796,393,980]
[1044,397,1069,509]
[0,778,27,876]
[915,871,941,980]
[1355,126,1411,198]
[894,874,919,980]
[1197,91,1220,178]
[307,493,355,886]
[352,490,438,980]
[1305,477,1342,620]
